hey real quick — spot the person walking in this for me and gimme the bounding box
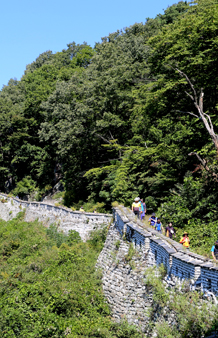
[165,222,176,239]
[140,199,146,220]
[155,218,163,233]
[211,241,218,261]
[179,232,190,248]
[149,213,157,228]
[132,197,142,218]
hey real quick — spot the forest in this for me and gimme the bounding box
[0,0,218,251]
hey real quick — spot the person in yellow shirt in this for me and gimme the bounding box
[179,232,190,248]
[79,206,85,212]
[132,197,142,219]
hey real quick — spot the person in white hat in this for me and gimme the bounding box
[131,197,142,218]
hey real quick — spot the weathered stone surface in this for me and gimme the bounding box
[96,207,218,335]
[0,193,112,241]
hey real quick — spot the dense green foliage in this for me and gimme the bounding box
[145,265,218,338]
[0,215,142,337]
[0,0,218,251]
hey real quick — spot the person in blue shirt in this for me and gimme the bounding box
[155,218,163,233]
[149,213,157,228]
[140,199,146,220]
[211,241,218,261]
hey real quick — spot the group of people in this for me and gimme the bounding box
[131,197,190,248]
[131,197,146,220]
[131,196,218,258]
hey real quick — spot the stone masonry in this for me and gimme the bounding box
[0,193,112,241]
[96,206,218,335]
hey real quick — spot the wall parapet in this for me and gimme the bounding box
[0,192,111,222]
[0,193,112,241]
[113,206,218,294]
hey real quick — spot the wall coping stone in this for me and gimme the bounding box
[200,262,215,268]
[188,252,208,261]
[0,192,112,218]
[151,238,165,244]
[162,246,177,254]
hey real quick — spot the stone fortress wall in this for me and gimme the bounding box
[0,193,112,241]
[96,206,218,333]
[114,207,218,294]
[1,192,217,291]
[112,206,218,293]
[1,193,218,333]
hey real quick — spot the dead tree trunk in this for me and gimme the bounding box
[175,68,218,155]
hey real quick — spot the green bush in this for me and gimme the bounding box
[145,266,218,338]
[125,243,135,262]
[46,224,68,248]
[0,218,142,338]
[115,240,121,250]
[88,224,108,252]
[12,176,37,198]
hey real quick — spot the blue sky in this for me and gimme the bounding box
[1,0,180,89]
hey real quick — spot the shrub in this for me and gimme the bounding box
[115,240,121,250]
[12,176,37,198]
[46,225,68,248]
[0,217,143,337]
[125,243,135,262]
[88,224,108,252]
[67,230,82,244]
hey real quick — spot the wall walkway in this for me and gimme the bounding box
[112,205,218,294]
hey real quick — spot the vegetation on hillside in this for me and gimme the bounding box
[145,265,218,338]
[0,0,218,248]
[0,214,142,337]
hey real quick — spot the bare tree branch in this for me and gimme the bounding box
[185,91,194,102]
[175,67,198,103]
[174,110,199,119]
[188,152,218,181]
[188,152,209,171]
[95,133,112,144]
[173,67,218,155]
[199,88,204,112]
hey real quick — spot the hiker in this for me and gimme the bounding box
[149,213,157,228]
[93,209,97,213]
[179,232,190,248]
[165,222,176,239]
[155,218,163,233]
[140,199,146,220]
[80,206,85,212]
[211,241,218,261]
[132,197,142,218]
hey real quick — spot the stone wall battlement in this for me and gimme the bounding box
[0,193,112,241]
[113,206,218,294]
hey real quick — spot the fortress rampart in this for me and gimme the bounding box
[96,206,218,332]
[0,193,112,241]
[113,205,218,294]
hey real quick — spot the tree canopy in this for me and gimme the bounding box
[0,0,218,231]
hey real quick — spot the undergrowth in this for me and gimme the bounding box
[144,265,218,338]
[0,215,142,338]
